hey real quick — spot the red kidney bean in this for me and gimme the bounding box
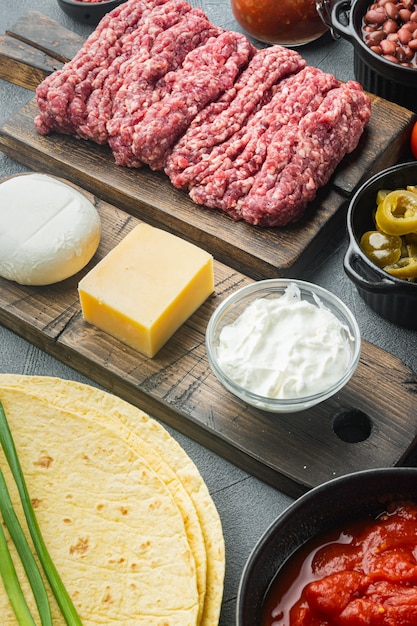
[364,8,389,23]
[383,18,399,32]
[380,38,398,53]
[403,44,415,58]
[398,26,413,42]
[402,0,415,10]
[396,45,410,59]
[409,38,417,49]
[366,29,387,43]
[383,53,400,61]
[399,9,412,21]
[385,2,400,19]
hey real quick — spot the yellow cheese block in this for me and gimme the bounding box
[78,223,214,357]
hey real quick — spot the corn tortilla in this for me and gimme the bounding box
[0,375,225,625]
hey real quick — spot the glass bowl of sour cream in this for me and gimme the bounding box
[205,279,361,413]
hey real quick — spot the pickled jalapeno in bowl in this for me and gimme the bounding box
[360,184,417,281]
[344,161,417,329]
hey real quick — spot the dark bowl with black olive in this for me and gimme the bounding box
[57,0,126,25]
[344,161,417,329]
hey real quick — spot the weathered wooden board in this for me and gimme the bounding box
[0,96,415,281]
[0,13,416,280]
[5,11,83,62]
[1,177,417,498]
[1,15,417,497]
[0,12,82,89]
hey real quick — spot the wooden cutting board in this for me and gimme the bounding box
[0,11,82,88]
[1,14,417,497]
[1,175,417,499]
[0,12,416,280]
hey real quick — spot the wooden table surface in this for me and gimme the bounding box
[1,1,417,624]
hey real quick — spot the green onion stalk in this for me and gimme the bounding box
[0,467,52,625]
[0,519,37,626]
[0,401,83,625]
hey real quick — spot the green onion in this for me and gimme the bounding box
[0,401,83,625]
[0,467,52,625]
[0,519,37,625]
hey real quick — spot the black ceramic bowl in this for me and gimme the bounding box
[344,161,417,329]
[236,467,417,626]
[57,0,126,25]
[330,0,417,112]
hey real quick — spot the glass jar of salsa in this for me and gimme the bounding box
[230,0,329,46]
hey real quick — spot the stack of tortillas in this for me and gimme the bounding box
[0,374,225,625]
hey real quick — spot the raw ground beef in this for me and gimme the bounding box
[233,81,372,227]
[185,66,340,213]
[77,0,195,143]
[35,0,168,135]
[34,0,372,228]
[164,46,306,187]
[107,7,222,165]
[126,30,255,170]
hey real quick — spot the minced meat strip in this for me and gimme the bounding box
[68,0,177,136]
[126,30,255,170]
[78,0,196,144]
[164,46,305,188]
[234,81,371,227]
[188,67,340,214]
[35,0,167,135]
[107,7,221,166]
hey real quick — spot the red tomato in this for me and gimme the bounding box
[411,121,417,159]
[263,503,417,626]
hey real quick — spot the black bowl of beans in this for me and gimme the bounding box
[331,0,417,111]
[57,0,126,25]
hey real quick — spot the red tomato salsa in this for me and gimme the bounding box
[263,502,417,625]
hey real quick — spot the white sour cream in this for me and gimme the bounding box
[216,283,353,400]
